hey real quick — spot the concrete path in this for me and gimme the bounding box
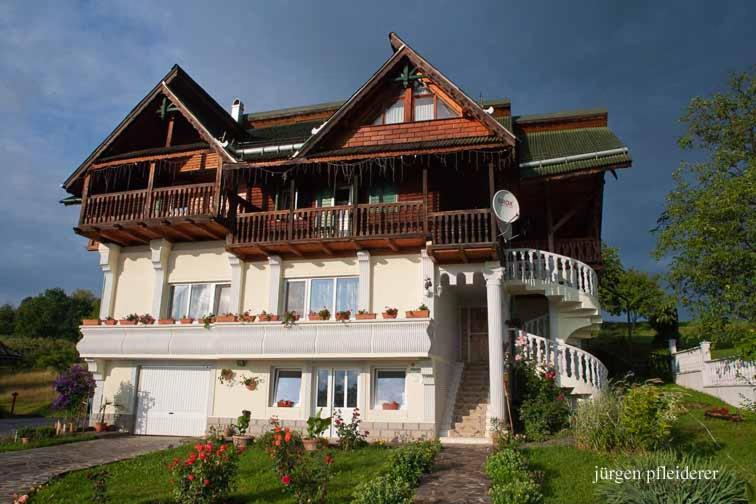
[0,418,54,437]
[0,435,185,503]
[414,445,492,503]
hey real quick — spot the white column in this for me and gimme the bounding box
[149,239,172,319]
[98,243,121,319]
[85,359,106,426]
[267,255,283,314]
[548,299,563,344]
[357,250,371,312]
[420,244,436,315]
[227,253,246,314]
[484,268,508,425]
[421,363,436,423]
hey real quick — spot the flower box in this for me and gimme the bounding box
[119,319,137,326]
[382,311,398,319]
[405,310,430,318]
[356,313,377,320]
[103,319,117,326]
[180,318,194,325]
[308,314,327,321]
[276,400,295,408]
[335,311,351,321]
[82,319,101,326]
[158,319,176,325]
[258,314,279,322]
[240,314,256,322]
[382,401,400,410]
[215,315,238,323]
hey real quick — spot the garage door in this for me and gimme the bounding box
[134,366,210,436]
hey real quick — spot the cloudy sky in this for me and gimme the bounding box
[0,1,753,307]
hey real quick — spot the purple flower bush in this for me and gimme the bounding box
[52,364,96,418]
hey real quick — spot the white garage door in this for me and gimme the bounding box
[135,366,210,436]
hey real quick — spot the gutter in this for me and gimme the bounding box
[233,142,305,159]
[519,147,628,168]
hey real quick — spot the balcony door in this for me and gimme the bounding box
[462,307,489,363]
[314,368,360,437]
[317,186,353,237]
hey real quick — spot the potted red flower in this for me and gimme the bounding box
[406,304,430,318]
[382,307,398,319]
[216,313,238,323]
[258,311,279,322]
[103,316,117,326]
[241,311,256,322]
[335,310,351,321]
[277,399,295,408]
[82,318,101,326]
[382,400,400,410]
[120,313,139,325]
[356,310,376,320]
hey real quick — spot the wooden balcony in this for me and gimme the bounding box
[228,202,497,262]
[75,182,230,246]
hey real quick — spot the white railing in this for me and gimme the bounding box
[502,248,598,298]
[671,340,756,388]
[510,329,608,397]
[523,315,549,339]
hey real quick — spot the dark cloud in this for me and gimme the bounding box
[1,0,753,306]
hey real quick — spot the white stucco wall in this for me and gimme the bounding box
[167,241,230,283]
[282,257,358,278]
[242,261,269,315]
[371,254,422,314]
[112,248,153,318]
[101,361,138,415]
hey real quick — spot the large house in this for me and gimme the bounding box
[67,33,629,441]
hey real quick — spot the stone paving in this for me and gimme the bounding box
[0,435,185,503]
[414,445,492,504]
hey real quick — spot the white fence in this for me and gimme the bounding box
[669,339,756,407]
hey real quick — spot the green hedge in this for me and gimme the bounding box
[352,441,441,504]
[485,447,543,504]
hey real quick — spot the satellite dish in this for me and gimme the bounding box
[492,190,520,241]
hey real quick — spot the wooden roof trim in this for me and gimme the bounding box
[295,32,515,158]
[92,147,215,169]
[62,65,181,190]
[159,82,235,164]
[388,32,516,146]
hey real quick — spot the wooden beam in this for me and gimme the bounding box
[78,173,91,224]
[551,206,580,234]
[288,178,295,240]
[422,166,429,234]
[459,247,469,263]
[320,242,334,256]
[112,225,148,244]
[387,238,399,252]
[144,161,156,219]
[183,220,220,240]
[287,244,304,257]
[97,231,128,247]
[92,148,213,169]
[162,223,194,241]
[165,116,175,147]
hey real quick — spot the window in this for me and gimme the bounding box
[374,369,406,409]
[368,184,398,204]
[169,283,231,319]
[284,277,359,317]
[371,85,459,125]
[273,369,302,405]
[384,98,405,124]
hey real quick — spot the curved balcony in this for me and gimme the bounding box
[501,248,598,299]
[512,329,608,397]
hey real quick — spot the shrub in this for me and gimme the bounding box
[485,448,543,504]
[15,425,56,440]
[619,384,682,451]
[52,364,96,420]
[351,474,414,504]
[351,441,440,504]
[0,336,78,372]
[333,408,368,450]
[595,450,748,504]
[573,384,625,452]
[168,440,240,504]
[517,362,570,441]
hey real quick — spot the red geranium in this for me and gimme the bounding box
[281,475,291,486]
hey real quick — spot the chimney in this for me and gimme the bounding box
[230,98,244,123]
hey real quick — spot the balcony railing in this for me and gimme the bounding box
[81,183,218,226]
[232,201,427,245]
[502,248,599,298]
[429,209,495,246]
[514,238,601,265]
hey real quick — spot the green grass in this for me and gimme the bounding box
[523,385,756,504]
[0,433,97,453]
[0,370,56,417]
[30,443,393,503]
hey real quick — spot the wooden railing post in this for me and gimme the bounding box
[79,173,91,224]
[422,167,429,235]
[144,161,156,219]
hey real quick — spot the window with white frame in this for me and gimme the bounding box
[373,369,406,409]
[284,277,358,317]
[169,282,231,319]
[272,369,302,406]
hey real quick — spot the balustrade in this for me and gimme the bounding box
[502,248,598,297]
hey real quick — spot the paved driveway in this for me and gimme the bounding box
[0,435,185,503]
[0,418,54,437]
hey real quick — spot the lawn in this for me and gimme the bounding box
[0,369,57,417]
[524,384,756,504]
[30,443,393,503]
[0,433,97,453]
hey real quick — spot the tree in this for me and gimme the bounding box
[599,244,671,339]
[14,288,98,341]
[0,304,14,335]
[654,68,755,360]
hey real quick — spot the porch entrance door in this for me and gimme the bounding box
[314,368,360,437]
[464,307,489,362]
